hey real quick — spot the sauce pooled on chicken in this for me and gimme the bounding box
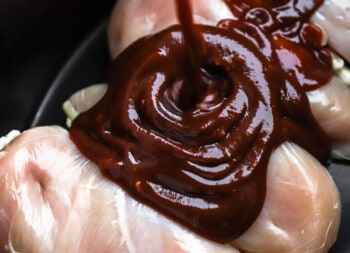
[70,0,332,242]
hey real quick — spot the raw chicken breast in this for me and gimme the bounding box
[0,126,238,253]
[308,77,350,160]
[66,88,342,252]
[232,142,341,253]
[0,0,346,251]
[107,0,234,58]
[0,126,340,253]
[108,0,350,62]
[311,0,350,63]
[62,84,107,127]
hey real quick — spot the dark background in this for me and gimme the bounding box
[0,0,115,136]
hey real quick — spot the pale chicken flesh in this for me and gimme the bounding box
[311,0,350,63]
[307,77,350,159]
[0,126,340,253]
[0,126,239,253]
[107,0,234,59]
[0,0,349,252]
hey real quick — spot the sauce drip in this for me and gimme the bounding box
[174,0,204,109]
[70,0,332,242]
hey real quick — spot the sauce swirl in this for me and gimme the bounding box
[70,0,332,242]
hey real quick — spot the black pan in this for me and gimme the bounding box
[30,20,350,253]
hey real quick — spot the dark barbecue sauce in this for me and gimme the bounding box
[70,0,333,243]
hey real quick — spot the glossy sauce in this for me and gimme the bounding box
[70,0,332,242]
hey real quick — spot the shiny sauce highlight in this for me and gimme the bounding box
[70,0,332,242]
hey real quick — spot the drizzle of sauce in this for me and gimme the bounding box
[174,0,204,109]
[70,0,332,242]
